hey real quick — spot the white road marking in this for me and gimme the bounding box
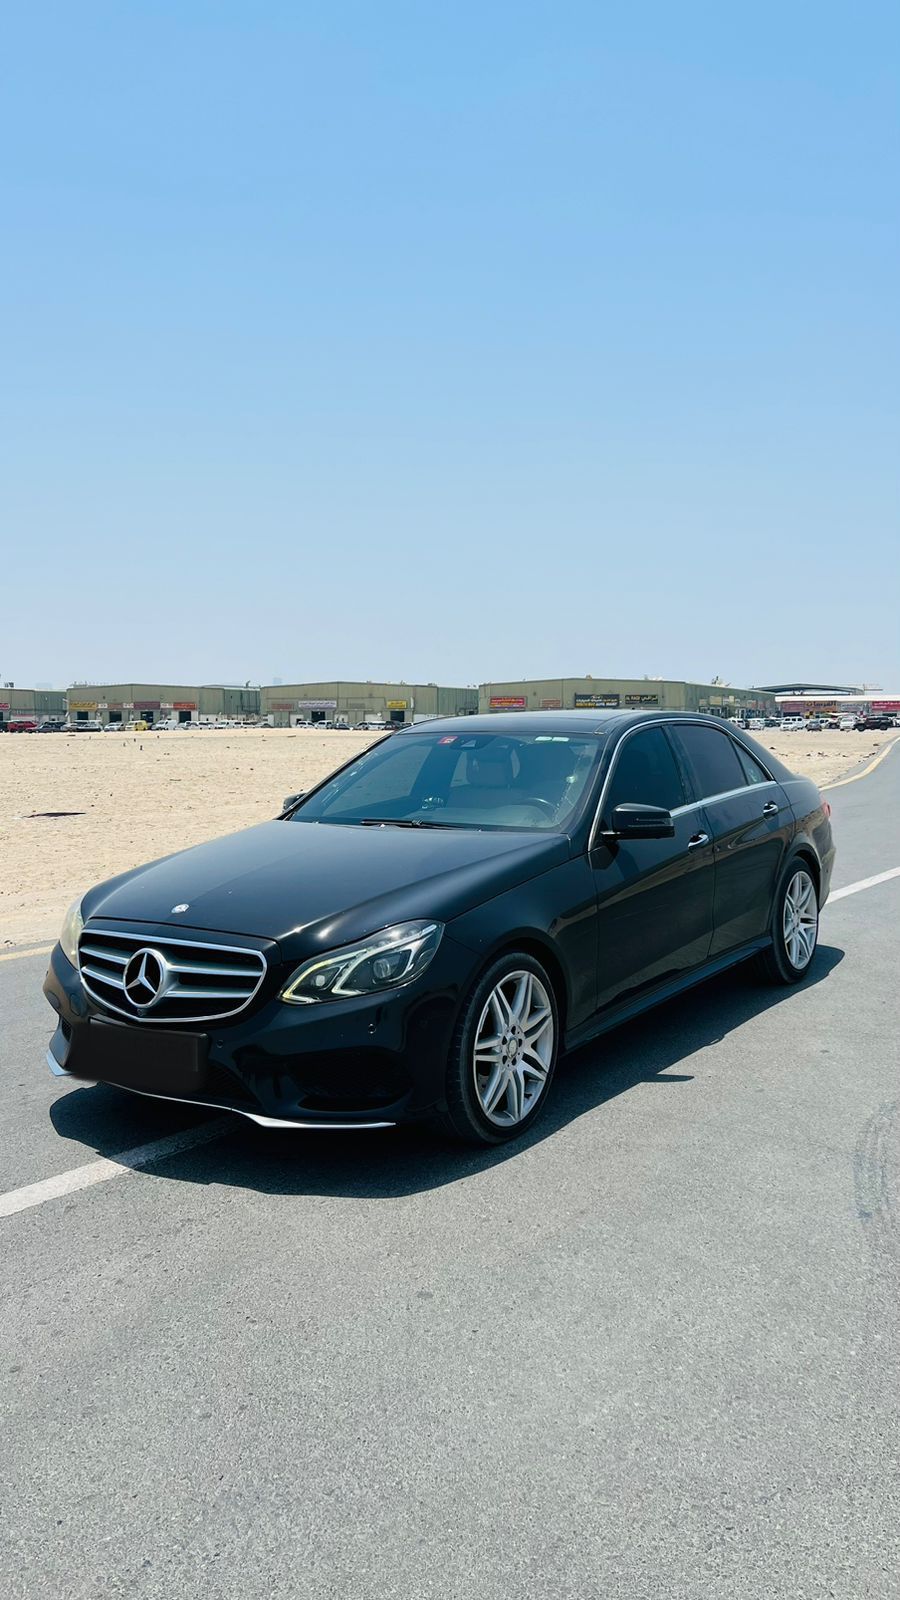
[826,866,900,903]
[0,1117,232,1221]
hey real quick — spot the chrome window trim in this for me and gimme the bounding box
[78,924,268,1024]
[587,718,778,850]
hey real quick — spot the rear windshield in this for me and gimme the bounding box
[290,729,605,831]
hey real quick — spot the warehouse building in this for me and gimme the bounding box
[478,677,775,717]
[0,687,67,728]
[65,684,261,726]
[260,681,478,728]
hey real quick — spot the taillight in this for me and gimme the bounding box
[823,800,832,818]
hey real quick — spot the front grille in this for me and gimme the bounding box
[78,925,268,1024]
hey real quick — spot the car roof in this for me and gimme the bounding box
[398,709,748,738]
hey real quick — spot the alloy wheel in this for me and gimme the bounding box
[472,969,555,1127]
[782,869,818,970]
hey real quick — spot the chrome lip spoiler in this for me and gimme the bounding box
[45,1050,394,1130]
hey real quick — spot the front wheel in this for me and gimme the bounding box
[757,861,820,985]
[440,953,560,1145]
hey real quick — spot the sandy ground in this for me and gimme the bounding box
[1,725,896,948]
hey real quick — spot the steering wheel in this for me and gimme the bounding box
[523,797,558,822]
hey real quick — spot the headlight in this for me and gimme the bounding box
[281,920,443,1005]
[59,896,84,968]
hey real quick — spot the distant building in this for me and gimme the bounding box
[0,687,66,727]
[64,683,261,726]
[478,677,774,717]
[260,681,478,728]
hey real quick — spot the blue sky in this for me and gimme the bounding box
[2,1,898,691]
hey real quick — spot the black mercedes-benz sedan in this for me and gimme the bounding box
[44,711,835,1145]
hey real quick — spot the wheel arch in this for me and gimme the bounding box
[463,932,570,1036]
[785,841,822,897]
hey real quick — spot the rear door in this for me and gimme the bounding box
[669,724,792,956]
[589,724,716,1010]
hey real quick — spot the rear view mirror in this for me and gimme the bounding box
[604,802,675,840]
[282,791,304,812]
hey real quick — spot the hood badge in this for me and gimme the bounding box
[171,903,190,914]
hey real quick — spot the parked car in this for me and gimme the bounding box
[805,718,823,732]
[37,721,66,733]
[779,717,804,731]
[747,718,765,731]
[45,711,835,1147]
[857,714,894,731]
[7,719,39,732]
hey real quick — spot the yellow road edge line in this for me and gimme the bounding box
[0,944,54,964]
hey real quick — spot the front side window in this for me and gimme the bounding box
[671,725,747,800]
[604,727,687,816]
[290,730,605,831]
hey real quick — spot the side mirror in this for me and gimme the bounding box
[282,791,304,812]
[603,802,675,840]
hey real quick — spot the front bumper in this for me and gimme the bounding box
[43,938,467,1129]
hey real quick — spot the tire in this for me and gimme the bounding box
[439,952,560,1145]
[756,859,820,985]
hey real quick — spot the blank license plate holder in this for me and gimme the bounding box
[67,1020,208,1095]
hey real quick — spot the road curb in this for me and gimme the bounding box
[822,734,900,792]
[0,944,54,965]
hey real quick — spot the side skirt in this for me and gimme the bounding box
[564,937,772,1055]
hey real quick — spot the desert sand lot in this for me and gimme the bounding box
[1,725,896,948]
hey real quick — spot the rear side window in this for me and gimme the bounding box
[732,741,771,787]
[604,727,687,815]
[671,725,747,800]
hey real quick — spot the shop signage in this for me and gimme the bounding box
[574,692,619,708]
[0,703,9,710]
[68,700,98,710]
[297,698,337,710]
[270,702,295,712]
[489,696,527,709]
[173,701,196,710]
[386,700,408,710]
[872,700,900,712]
[133,700,161,711]
[624,693,659,706]
[540,698,562,709]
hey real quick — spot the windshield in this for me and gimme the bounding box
[289,729,605,831]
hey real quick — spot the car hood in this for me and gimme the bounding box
[83,820,569,956]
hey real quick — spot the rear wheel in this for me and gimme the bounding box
[440,953,559,1145]
[757,861,819,985]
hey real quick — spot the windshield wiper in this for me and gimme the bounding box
[359,817,463,829]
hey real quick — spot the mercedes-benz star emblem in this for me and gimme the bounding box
[123,948,168,1009]
[171,903,189,914]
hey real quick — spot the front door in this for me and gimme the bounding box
[590,725,716,1011]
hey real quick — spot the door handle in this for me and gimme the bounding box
[761,802,779,816]
[687,832,710,849]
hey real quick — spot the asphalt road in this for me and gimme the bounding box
[2,745,899,1599]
